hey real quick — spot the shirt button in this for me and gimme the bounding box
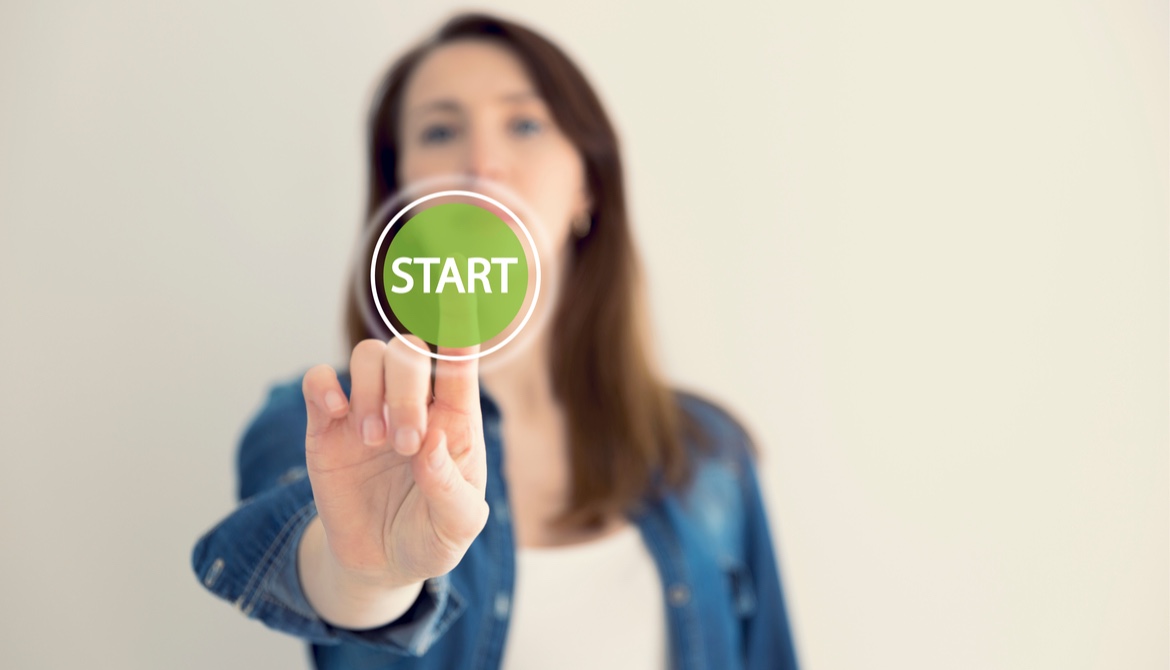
[494,592,511,619]
[667,583,691,607]
[494,503,509,524]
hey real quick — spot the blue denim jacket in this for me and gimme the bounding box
[191,371,800,669]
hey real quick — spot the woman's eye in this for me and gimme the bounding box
[510,117,543,137]
[421,124,456,145]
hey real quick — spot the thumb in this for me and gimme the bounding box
[411,429,490,548]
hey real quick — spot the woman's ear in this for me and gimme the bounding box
[570,188,594,238]
[577,187,594,220]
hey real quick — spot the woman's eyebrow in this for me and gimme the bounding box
[407,99,462,117]
[409,91,541,117]
[499,90,539,103]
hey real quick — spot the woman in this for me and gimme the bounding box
[192,12,799,670]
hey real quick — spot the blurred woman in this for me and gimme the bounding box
[192,12,799,670]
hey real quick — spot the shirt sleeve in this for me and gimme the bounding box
[189,374,465,656]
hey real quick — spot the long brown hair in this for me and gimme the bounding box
[344,12,709,530]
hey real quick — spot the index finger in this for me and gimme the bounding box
[432,286,480,412]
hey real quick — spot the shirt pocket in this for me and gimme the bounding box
[721,556,758,619]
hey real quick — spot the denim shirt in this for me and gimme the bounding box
[191,371,800,670]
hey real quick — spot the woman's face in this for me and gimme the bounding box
[396,38,591,262]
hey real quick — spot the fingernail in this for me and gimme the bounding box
[324,391,345,412]
[395,427,420,454]
[429,436,446,470]
[362,415,385,445]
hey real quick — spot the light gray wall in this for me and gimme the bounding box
[0,1,1165,668]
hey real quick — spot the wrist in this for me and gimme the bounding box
[298,515,425,630]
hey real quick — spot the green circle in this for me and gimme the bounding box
[382,202,529,348]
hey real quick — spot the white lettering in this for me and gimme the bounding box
[490,257,518,294]
[388,257,519,294]
[390,257,413,294]
[435,257,466,294]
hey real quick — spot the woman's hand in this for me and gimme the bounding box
[300,335,489,594]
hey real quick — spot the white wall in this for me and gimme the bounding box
[0,1,1165,668]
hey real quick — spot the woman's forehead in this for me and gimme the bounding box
[404,39,537,109]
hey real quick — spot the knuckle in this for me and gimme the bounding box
[435,465,460,495]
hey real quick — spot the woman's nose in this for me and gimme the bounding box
[464,130,506,182]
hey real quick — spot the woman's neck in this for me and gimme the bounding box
[479,330,560,421]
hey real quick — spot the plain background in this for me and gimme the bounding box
[1,1,1166,668]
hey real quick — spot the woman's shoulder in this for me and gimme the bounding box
[667,390,769,562]
[671,389,760,469]
[678,388,758,451]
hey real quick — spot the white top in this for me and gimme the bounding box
[500,523,669,670]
